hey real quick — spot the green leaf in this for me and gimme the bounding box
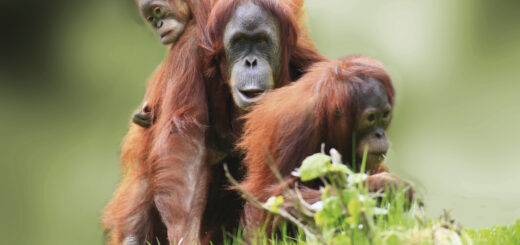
[347,199,362,226]
[314,209,335,226]
[330,234,352,245]
[345,216,357,227]
[323,196,343,217]
[348,199,361,216]
[299,153,332,181]
[329,162,353,174]
[342,189,359,204]
[314,196,343,226]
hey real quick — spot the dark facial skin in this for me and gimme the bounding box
[137,0,189,45]
[355,78,392,168]
[223,1,282,109]
[132,102,154,128]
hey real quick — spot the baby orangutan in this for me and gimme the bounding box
[238,55,413,235]
[131,0,192,127]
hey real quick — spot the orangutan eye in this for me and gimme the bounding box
[147,16,154,23]
[258,38,267,45]
[383,111,390,118]
[154,7,161,16]
[233,36,246,45]
[367,114,375,122]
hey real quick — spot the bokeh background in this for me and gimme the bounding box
[1,0,519,244]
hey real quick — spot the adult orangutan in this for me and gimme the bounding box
[199,0,325,242]
[238,56,412,235]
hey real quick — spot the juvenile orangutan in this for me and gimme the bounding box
[102,0,213,244]
[238,55,412,234]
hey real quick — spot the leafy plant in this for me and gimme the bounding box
[225,148,473,245]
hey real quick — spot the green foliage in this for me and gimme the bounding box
[298,153,332,181]
[265,196,285,214]
[227,150,492,244]
[465,220,520,245]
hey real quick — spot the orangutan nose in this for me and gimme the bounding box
[245,57,258,68]
[375,129,385,139]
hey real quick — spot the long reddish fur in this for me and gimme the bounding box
[197,1,326,242]
[238,56,395,232]
[102,0,326,244]
[102,0,214,244]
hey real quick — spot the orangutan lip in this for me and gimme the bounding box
[369,152,387,158]
[236,88,268,102]
[160,30,172,39]
[240,89,265,98]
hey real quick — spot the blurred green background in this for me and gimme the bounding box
[0,0,519,244]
